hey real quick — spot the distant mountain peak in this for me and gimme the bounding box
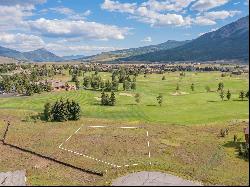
[123,16,249,63]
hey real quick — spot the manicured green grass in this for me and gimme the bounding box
[0,72,248,125]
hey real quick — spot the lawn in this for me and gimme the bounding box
[0,71,248,125]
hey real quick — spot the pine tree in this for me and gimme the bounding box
[110,92,116,106]
[156,94,163,106]
[71,101,81,120]
[44,102,52,121]
[131,82,136,91]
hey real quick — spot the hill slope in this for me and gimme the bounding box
[124,16,249,62]
[23,48,62,62]
[80,40,190,62]
[0,46,26,60]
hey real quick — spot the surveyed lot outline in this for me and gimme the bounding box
[58,125,151,169]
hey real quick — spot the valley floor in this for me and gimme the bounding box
[0,72,249,185]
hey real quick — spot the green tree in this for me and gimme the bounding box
[131,82,136,91]
[156,94,163,106]
[44,102,52,121]
[220,90,225,101]
[176,84,180,91]
[246,90,249,100]
[110,91,116,106]
[52,99,69,122]
[191,83,194,91]
[75,80,80,90]
[226,90,231,101]
[135,93,140,104]
[83,76,91,88]
[72,74,78,82]
[239,91,245,101]
[218,82,224,91]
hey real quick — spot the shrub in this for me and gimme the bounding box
[239,144,249,159]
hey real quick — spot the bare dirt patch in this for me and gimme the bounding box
[170,91,190,96]
[94,97,101,101]
[119,93,134,97]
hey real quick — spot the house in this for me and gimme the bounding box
[244,126,249,144]
[39,80,76,92]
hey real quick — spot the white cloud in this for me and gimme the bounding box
[40,7,92,20]
[0,32,123,55]
[27,18,130,40]
[0,5,34,30]
[142,0,195,12]
[191,0,230,11]
[141,36,152,42]
[101,0,137,14]
[102,0,193,27]
[194,10,241,25]
[0,32,45,51]
[198,27,219,36]
[83,10,92,16]
[204,10,241,20]
[101,0,240,27]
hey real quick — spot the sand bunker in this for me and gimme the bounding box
[94,97,101,101]
[119,93,133,97]
[171,91,189,96]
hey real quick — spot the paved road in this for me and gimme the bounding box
[0,170,26,186]
[112,171,202,186]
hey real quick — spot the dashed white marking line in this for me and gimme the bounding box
[149,151,151,158]
[74,127,82,134]
[59,125,149,169]
[65,135,73,142]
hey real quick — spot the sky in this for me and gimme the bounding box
[0,0,249,57]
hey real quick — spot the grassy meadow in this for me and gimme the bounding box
[0,71,249,186]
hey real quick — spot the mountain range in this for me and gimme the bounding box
[122,16,249,62]
[79,40,190,62]
[0,16,249,63]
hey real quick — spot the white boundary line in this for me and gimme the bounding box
[58,125,150,168]
[147,131,152,165]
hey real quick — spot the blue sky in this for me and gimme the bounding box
[0,0,249,56]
